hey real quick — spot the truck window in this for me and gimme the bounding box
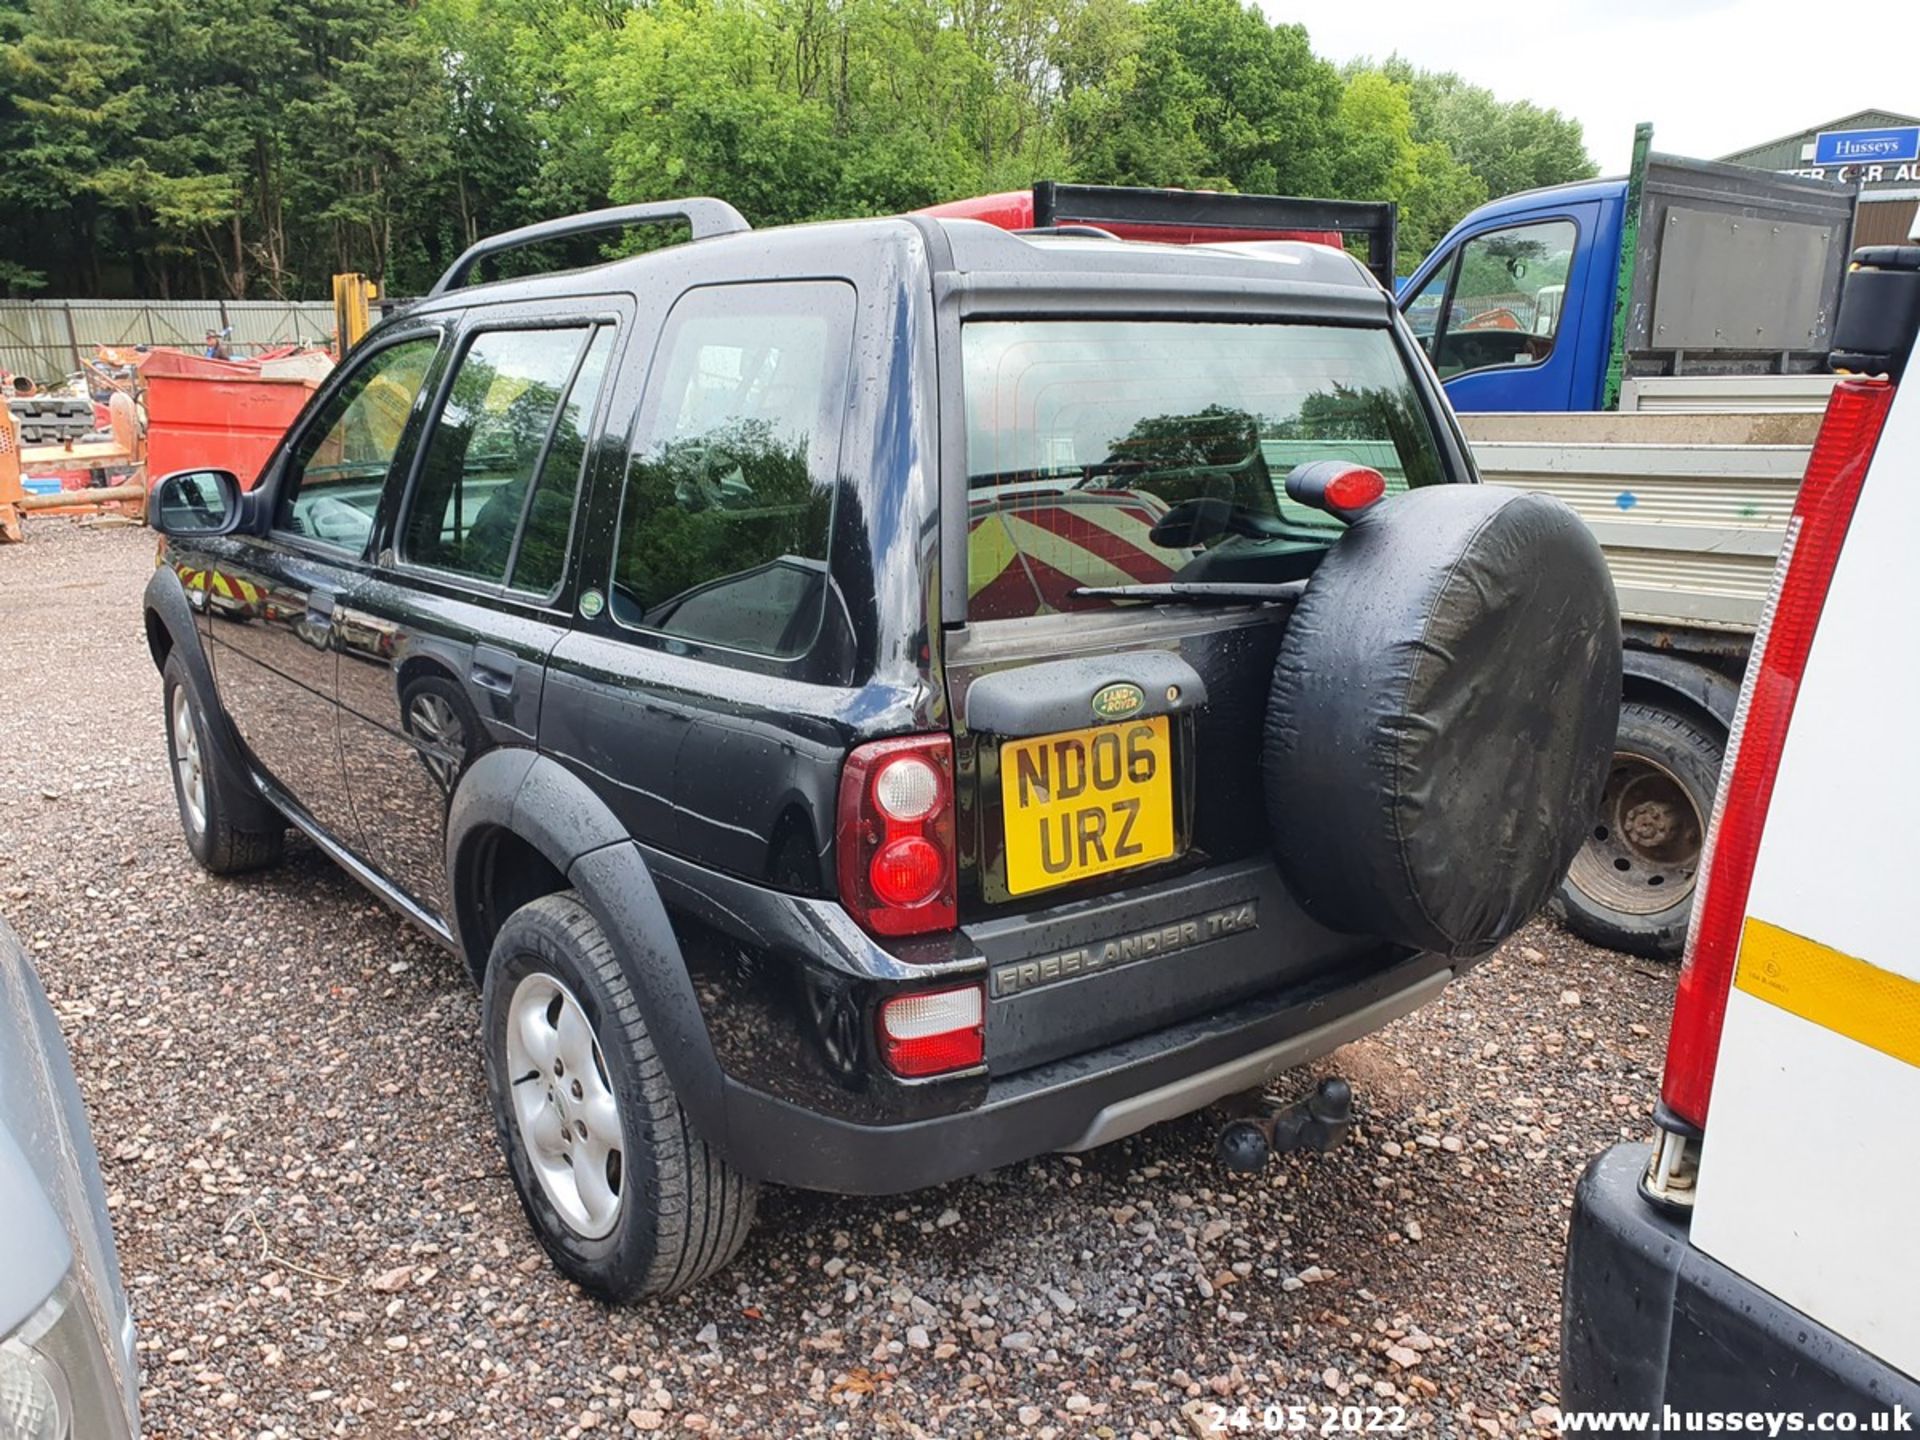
[399,326,594,585]
[962,320,1447,622]
[509,327,615,597]
[1412,219,1577,379]
[274,336,438,555]
[610,281,855,659]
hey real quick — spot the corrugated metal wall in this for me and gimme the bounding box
[1720,110,1919,170]
[0,300,335,382]
[1856,200,1920,246]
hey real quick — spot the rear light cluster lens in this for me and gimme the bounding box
[837,735,957,936]
[870,836,943,905]
[1660,378,1896,1132]
[873,754,941,822]
[878,985,984,1077]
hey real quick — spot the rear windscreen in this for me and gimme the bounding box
[962,320,1448,622]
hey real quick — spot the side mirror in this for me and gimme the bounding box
[151,469,243,537]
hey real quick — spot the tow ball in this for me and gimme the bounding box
[1216,1076,1354,1173]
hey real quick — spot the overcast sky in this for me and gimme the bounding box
[1264,0,1918,175]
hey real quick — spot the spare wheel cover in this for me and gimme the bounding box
[1263,484,1620,958]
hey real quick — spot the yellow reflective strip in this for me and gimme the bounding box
[1736,917,1920,1069]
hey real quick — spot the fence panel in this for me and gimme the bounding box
[0,299,336,382]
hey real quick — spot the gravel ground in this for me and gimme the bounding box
[1,522,1676,1440]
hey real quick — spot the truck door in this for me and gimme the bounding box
[202,331,443,850]
[331,315,621,923]
[1400,202,1600,412]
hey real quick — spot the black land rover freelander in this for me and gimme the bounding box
[144,192,1620,1299]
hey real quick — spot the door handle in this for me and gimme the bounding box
[471,644,518,696]
[299,589,338,650]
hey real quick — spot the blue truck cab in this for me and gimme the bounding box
[1400,178,1625,412]
[1399,134,1858,414]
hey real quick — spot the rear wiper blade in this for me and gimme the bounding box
[1071,581,1307,606]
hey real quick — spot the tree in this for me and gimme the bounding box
[1065,0,1342,194]
[1375,56,1598,199]
[0,0,152,293]
[0,0,1595,300]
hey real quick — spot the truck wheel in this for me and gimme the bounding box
[1552,701,1725,961]
[480,892,757,1301]
[162,653,284,875]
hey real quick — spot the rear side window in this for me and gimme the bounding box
[611,281,854,658]
[962,320,1446,622]
[510,327,615,595]
[400,326,594,584]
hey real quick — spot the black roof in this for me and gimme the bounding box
[400,209,1387,323]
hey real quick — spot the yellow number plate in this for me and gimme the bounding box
[1000,715,1175,896]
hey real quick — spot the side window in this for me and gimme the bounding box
[1427,219,1578,379]
[399,327,592,584]
[1404,264,1448,348]
[275,337,437,553]
[510,327,615,596]
[611,281,854,659]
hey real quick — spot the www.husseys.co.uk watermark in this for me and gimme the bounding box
[1560,1406,1914,1436]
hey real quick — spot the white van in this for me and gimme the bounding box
[1561,239,1920,1411]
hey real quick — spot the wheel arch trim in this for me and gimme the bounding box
[445,749,728,1140]
[142,565,277,826]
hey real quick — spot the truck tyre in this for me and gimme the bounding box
[162,653,285,875]
[481,892,757,1301]
[1552,700,1725,962]
[1265,486,1620,959]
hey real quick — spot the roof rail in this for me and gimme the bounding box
[1033,182,1398,290]
[426,199,751,298]
[1013,224,1123,241]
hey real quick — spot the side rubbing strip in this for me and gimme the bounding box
[1735,917,1920,1070]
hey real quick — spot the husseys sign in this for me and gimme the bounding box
[1813,126,1920,166]
[1792,126,1920,190]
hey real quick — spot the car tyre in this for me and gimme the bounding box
[1551,700,1726,961]
[481,891,757,1301]
[162,652,284,875]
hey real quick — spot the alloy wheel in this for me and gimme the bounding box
[503,972,626,1239]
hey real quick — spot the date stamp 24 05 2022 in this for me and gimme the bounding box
[1188,1402,1412,1436]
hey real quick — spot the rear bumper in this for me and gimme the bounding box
[721,949,1452,1193]
[1562,1143,1920,1413]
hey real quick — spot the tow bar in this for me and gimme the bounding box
[1217,1076,1354,1172]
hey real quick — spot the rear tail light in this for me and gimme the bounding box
[837,735,957,936]
[878,985,985,1077]
[1659,378,1896,1134]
